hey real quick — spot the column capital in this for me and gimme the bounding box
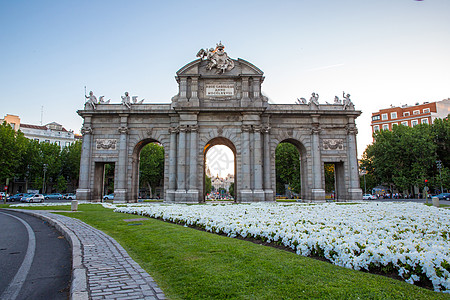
[190,124,199,132]
[253,125,263,133]
[81,126,93,135]
[118,126,129,134]
[241,124,252,132]
[346,125,358,135]
[169,126,179,134]
[179,125,188,132]
[311,124,321,134]
[262,125,271,134]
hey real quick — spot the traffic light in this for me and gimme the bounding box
[425,179,428,184]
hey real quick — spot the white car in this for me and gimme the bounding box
[362,194,377,200]
[21,194,45,203]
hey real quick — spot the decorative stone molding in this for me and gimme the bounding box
[81,126,93,135]
[217,127,223,136]
[190,125,199,132]
[96,139,117,150]
[253,125,263,133]
[322,139,344,150]
[146,128,153,136]
[241,124,252,132]
[118,126,129,134]
[179,125,188,132]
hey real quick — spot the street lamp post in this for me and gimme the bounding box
[43,164,48,194]
[436,160,443,193]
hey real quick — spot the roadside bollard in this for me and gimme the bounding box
[71,200,78,211]
[432,197,439,208]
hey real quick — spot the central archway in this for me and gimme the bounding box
[203,137,237,202]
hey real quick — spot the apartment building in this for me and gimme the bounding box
[371,98,450,134]
[1,114,76,148]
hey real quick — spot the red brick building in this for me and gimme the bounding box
[371,98,450,135]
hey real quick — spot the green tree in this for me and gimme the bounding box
[0,122,27,186]
[205,174,212,195]
[228,181,234,198]
[139,143,164,197]
[275,143,301,195]
[60,140,82,190]
[361,123,439,195]
[324,164,335,193]
[38,142,62,192]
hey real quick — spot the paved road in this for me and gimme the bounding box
[0,210,71,300]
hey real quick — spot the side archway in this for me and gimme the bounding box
[275,138,308,200]
[130,138,165,202]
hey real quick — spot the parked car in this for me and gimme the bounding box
[63,193,77,200]
[0,192,6,200]
[433,193,450,200]
[21,194,45,203]
[103,194,114,200]
[45,193,64,200]
[362,194,377,200]
[6,193,26,202]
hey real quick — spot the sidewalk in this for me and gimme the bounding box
[14,209,165,300]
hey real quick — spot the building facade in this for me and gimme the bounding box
[371,99,450,134]
[1,114,77,148]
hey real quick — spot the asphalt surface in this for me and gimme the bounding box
[0,210,71,300]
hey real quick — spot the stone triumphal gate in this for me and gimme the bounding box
[76,43,362,203]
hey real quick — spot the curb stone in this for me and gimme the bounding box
[10,209,165,300]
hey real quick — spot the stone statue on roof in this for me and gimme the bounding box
[197,42,235,74]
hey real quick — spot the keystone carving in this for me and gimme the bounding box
[118,126,129,134]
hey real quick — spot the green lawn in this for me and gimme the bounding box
[5,204,449,299]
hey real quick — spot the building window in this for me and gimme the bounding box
[423,108,430,113]
[411,120,418,127]
[372,115,380,121]
[65,142,71,147]
[382,124,389,131]
[390,112,397,119]
[381,113,388,120]
[413,110,420,115]
[401,121,408,126]
[55,141,60,146]
[421,118,429,124]
[392,123,398,127]
[44,139,50,143]
[373,125,380,132]
[403,112,410,117]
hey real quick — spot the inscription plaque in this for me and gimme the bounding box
[205,83,234,96]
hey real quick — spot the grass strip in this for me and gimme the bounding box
[34,204,447,300]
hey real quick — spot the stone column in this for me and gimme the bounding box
[166,126,178,202]
[346,117,363,201]
[240,124,252,202]
[175,125,187,201]
[241,77,250,106]
[189,77,199,106]
[115,114,129,203]
[187,125,199,202]
[76,118,92,201]
[253,125,264,201]
[262,126,273,201]
[310,116,325,201]
[252,78,260,98]
[179,77,188,102]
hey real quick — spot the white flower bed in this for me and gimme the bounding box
[112,202,450,292]
[10,201,91,207]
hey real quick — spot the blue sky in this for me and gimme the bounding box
[1,0,449,160]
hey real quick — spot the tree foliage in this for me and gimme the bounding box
[205,174,212,195]
[0,122,82,193]
[275,142,301,195]
[139,143,165,197]
[361,118,450,194]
